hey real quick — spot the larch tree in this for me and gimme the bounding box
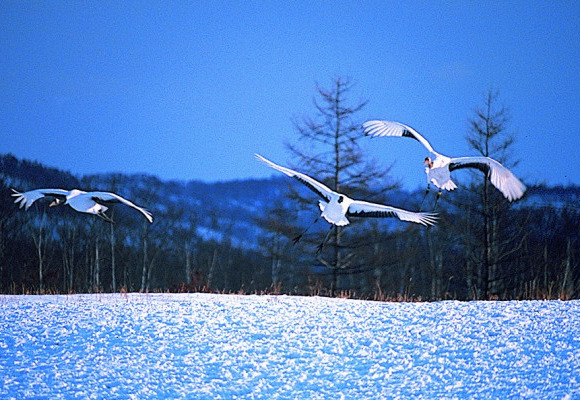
[30,210,49,293]
[280,77,397,295]
[464,89,527,298]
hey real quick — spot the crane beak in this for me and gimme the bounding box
[49,199,61,207]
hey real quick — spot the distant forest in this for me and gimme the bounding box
[1,152,579,300]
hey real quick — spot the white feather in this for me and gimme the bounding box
[11,188,153,223]
[364,120,526,201]
[256,154,437,227]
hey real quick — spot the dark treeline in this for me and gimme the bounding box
[259,184,580,300]
[0,153,579,299]
[0,154,274,295]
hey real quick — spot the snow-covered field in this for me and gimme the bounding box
[1,294,579,399]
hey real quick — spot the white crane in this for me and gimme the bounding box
[255,154,437,252]
[362,120,526,207]
[11,188,153,223]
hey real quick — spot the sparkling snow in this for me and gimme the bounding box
[1,294,579,399]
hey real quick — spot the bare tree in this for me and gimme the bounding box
[141,204,182,292]
[83,218,105,293]
[465,89,526,298]
[30,211,49,293]
[256,197,302,290]
[283,77,397,295]
[181,213,198,287]
[57,215,83,292]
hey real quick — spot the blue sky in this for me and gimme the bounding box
[1,1,579,190]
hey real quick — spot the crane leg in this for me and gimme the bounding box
[316,225,334,255]
[419,184,430,211]
[97,211,115,224]
[433,190,443,211]
[293,217,319,245]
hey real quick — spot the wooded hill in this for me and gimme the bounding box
[1,153,579,299]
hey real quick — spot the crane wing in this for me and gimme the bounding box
[362,120,440,155]
[11,188,69,210]
[347,200,438,226]
[255,154,333,202]
[90,192,154,223]
[449,156,526,201]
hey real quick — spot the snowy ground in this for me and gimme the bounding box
[1,294,579,399]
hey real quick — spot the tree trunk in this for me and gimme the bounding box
[140,238,148,292]
[332,227,341,296]
[543,242,548,294]
[85,241,91,292]
[489,208,499,296]
[36,232,44,294]
[63,234,75,293]
[94,236,100,292]
[271,236,281,287]
[185,241,191,285]
[146,258,154,292]
[207,248,218,290]
[110,223,116,292]
[560,237,572,299]
[32,214,46,294]
[427,230,442,299]
[482,178,490,299]
[332,79,342,296]
[68,251,74,293]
